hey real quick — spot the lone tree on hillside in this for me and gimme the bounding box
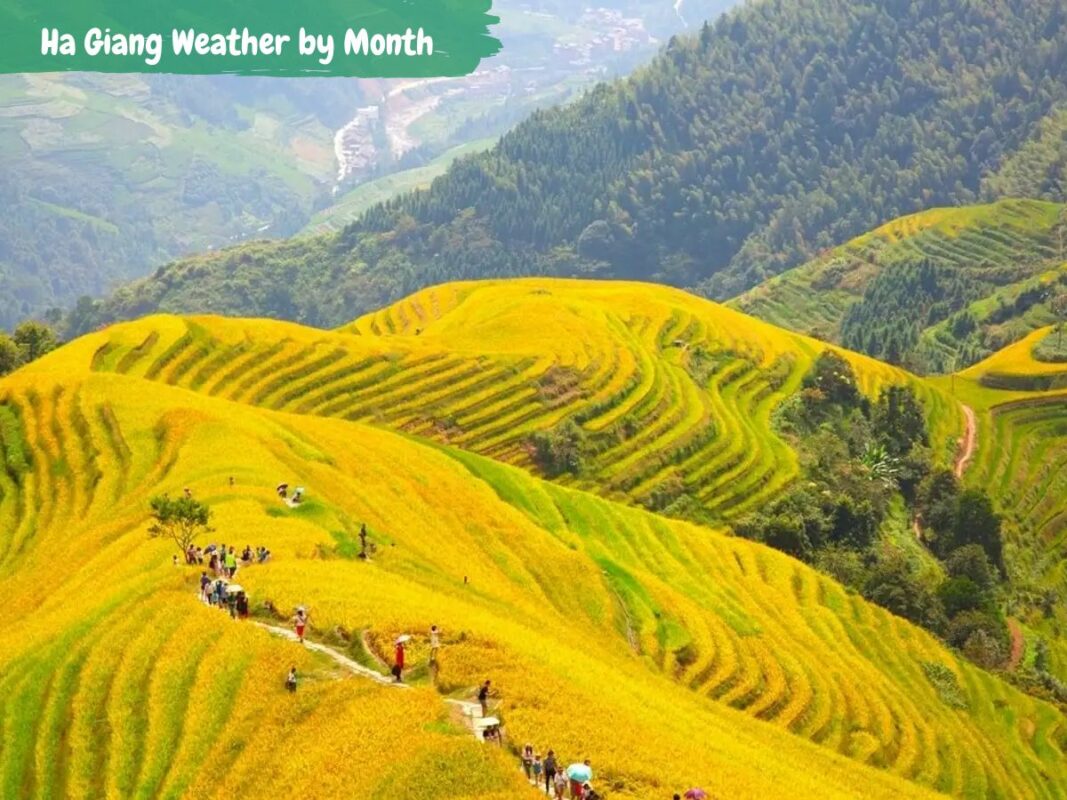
[148,494,213,553]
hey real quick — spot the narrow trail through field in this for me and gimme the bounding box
[256,621,564,793]
[254,622,402,687]
[955,404,977,478]
[254,622,507,743]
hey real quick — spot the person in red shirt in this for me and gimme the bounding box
[394,639,406,682]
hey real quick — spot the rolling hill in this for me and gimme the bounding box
[4,281,1067,798]
[74,279,963,521]
[732,200,1067,373]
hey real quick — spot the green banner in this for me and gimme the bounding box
[0,0,500,77]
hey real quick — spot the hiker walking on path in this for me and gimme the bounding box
[359,523,369,559]
[567,761,593,798]
[236,591,249,620]
[477,679,492,716]
[393,637,407,682]
[429,624,440,663]
[544,750,558,794]
[225,547,238,578]
[293,607,309,643]
[553,769,567,799]
[286,666,297,693]
[521,744,535,781]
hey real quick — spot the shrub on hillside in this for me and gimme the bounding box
[946,610,1010,669]
[814,546,868,591]
[951,490,1005,572]
[872,385,929,457]
[0,336,19,376]
[762,514,813,561]
[938,577,988,618]
[917,469,961,540]
[801,351,863,411]
[863,553,946,634]
[945,545,997,592]
[529,420,586,477]
[921,662,969,709]
[0,321,60,376]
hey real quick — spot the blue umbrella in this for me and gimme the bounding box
[566,763,592,783]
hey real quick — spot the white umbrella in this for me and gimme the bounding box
[395,634,411,644]
[226,584,244,594]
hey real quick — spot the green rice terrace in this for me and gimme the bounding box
[929,329,1067,680]
[732,200,1067,374]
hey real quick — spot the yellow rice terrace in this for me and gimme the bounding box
[1,280,1066,799]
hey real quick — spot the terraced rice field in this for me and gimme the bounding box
[732,199,1063,346]
[78,279,962,521]
[960,327,1067,393]
[932,333,1067,681]
[2,341,1065,797]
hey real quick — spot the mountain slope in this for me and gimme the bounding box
[71,279,963,521]
[929,330,1067,680]
[3,320,1065,797]
[732,200,1067,372]
[71,0,1067,334]
[0,74,368,327]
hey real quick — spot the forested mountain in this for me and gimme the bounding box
[69,0,1067,334]
[733,200,1067,373]
[3,2,741,331]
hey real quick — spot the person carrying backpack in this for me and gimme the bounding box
[286,666,297,693]
[543,750,558,794]
[477,679,491,716]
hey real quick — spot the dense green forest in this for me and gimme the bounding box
[734,200,1067,373]
[70,0,1067,334]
